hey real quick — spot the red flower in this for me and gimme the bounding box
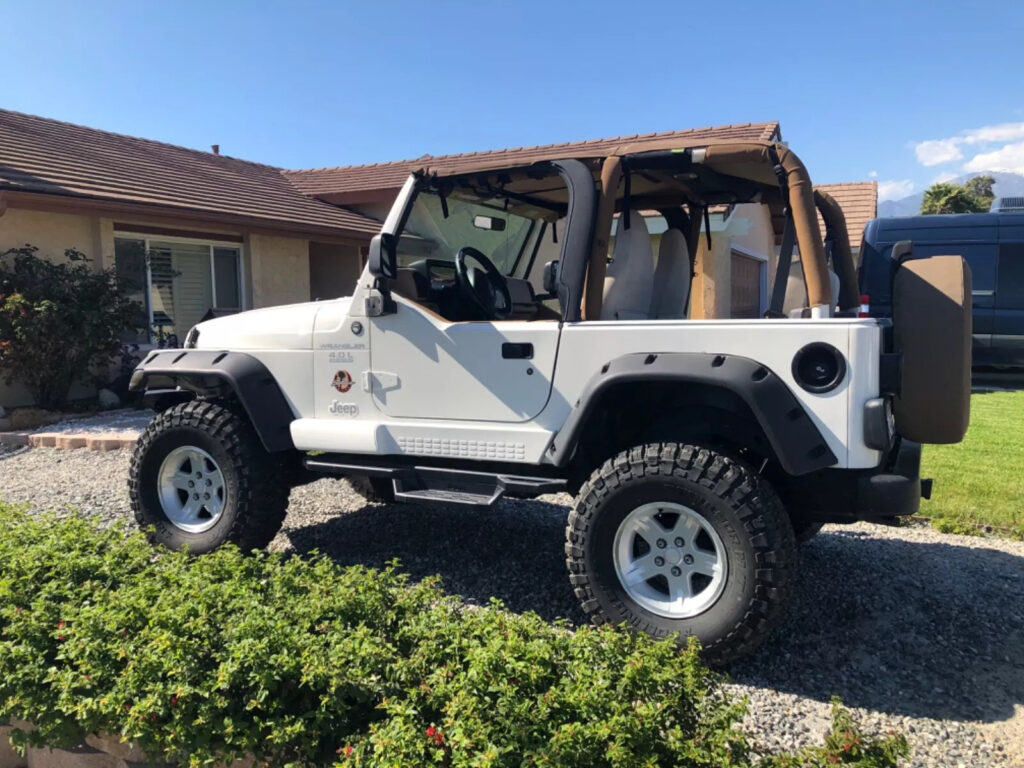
[14,607,22,613]
[336,745,353,757]
[57,634,64,641]
[426,726,436,737]
[57,621,65,629]
[170,696,178,707]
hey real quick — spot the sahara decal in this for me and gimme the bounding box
[332,370,354,393]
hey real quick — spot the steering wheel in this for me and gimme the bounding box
[455,247,513,320]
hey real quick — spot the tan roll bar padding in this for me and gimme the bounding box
[702,143,833,311]
[813,189,860,312]
[582,156,622,320]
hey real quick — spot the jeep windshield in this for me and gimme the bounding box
[395,189,541,279]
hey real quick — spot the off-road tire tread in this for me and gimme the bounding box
[129,400,290,551]
[565,442,797,665]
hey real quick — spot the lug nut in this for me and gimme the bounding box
[195,471,202,478]
[684,554,694,565]
[654,556,665,567]
[206,479,212,487]
[188,481,194,488]
[674,537,684,547]
[192,493,200,500]
[204,493,210,500]
[671,566,682,577]
[656,539,667,549]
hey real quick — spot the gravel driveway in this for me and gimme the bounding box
[1,446,1021,767]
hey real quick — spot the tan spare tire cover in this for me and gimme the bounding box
[892,255,972,443]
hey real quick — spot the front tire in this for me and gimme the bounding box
[565,443,797,665]
[129,401,290,553]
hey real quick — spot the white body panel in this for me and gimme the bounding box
[368,296,561,422]
[194,273,885,471]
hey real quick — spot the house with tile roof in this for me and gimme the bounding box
[0,109,874,407]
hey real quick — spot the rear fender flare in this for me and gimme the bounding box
[545,352,837,476]
[128,350,296,452]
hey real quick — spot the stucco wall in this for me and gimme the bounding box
[0,207,105,265]
[247,233,310,308]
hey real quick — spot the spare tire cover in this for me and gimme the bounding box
[892,255,972,444]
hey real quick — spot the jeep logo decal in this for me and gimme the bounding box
[329,400,359,417]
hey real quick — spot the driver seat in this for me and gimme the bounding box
[601,209,654,320]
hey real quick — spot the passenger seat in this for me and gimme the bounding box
[782,259,840,317]
[650,228,690,319]
[602,209,654,320]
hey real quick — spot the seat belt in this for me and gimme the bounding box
[766,146,794,318]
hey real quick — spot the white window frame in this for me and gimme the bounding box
[114,231,247,344]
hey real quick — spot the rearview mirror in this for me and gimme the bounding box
[368,232,398,279]
[473,215,506,231]
[542,259,559,295]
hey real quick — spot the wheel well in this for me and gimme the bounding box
[566,381,777,491]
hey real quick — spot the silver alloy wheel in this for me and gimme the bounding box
[157,446,227,533]
[612,502,728,619]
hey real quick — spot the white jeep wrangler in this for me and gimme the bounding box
[128,138,972,663]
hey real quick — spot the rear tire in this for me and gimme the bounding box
[128,400,290,553]
[565,443,797,665]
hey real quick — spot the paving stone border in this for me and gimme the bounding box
[0,432,138,452]
[0,726,253,768]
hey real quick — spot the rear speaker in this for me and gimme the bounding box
[792,343,846,393]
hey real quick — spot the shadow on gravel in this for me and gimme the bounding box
[286,499,1023,725]
[730,528,1024,725]
[285,495,587,623]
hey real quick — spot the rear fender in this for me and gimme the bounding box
[545,352,837,476]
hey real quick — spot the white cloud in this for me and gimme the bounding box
[963,141,1024,174]
[931,171,959,184]
[868,170,878,178]
[913,122,1024,169]
[877,179,915,201]
[914,138,963,166]
[962,122,1024,144]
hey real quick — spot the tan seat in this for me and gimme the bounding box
[782,259,840,317]
[650,228,690,319]
[601,209,654,320]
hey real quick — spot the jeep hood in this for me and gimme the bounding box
[192,297,352,350]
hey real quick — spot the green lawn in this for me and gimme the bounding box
[919,389,1024,539]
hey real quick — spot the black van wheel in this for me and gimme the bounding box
[565,443,797,665]
[129,401,290,553]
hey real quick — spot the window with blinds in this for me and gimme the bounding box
[114,236,242,344]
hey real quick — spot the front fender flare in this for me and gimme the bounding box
[129,350,296,452]
[544,352,837,476]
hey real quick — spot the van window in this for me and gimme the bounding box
[912,243,997,293]
[997,243,1024,306]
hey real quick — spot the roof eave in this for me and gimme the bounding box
[0,189,377,244]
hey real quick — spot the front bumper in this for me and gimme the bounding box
[783,439,925,523]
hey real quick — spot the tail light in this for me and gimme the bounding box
[859,293,870,318]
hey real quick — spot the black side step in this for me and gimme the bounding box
[304,457,566,508]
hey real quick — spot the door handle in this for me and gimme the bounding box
[502,342,533,359]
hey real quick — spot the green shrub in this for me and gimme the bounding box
[0,503,908,767]
[0,245,142,409]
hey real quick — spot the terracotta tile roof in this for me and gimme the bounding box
[0,108,381,237]
[284,122,781,200]
[815,182,878,250]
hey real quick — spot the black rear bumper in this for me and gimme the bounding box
[782,440,925,524]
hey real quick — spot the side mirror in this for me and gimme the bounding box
[368,232,398,279]
[542,259,559,295]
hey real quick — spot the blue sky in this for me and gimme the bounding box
[3,0,1023,201]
